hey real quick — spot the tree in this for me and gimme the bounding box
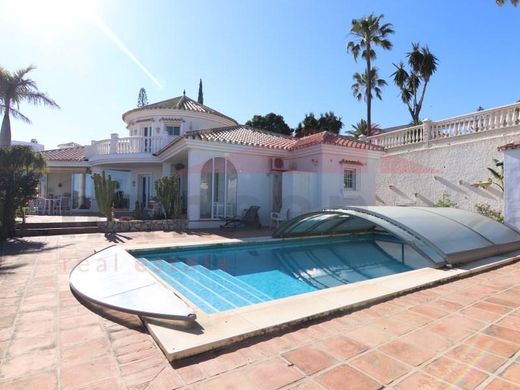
[295,113,319,137]
[137,88,148,107]
[92,172,117,221]
[197,79,204,105]
[295,112,344,137]
[245,113,292,135]
[0,146,46,239]
[346,14,394,135]
[0,66,59,147]
[392,43,439,125]
[352,68,387,116]
[497,0,518,5]
[473,159,504,191]
[318,111,343,134]
[348,119,381,138]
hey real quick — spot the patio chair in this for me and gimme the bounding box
[271,207,290,228]
[220,206,261,229]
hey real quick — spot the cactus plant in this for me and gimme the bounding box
[155,175,181,219]
[92,172,117,221]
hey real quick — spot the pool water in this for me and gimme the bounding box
[134,235,411,314]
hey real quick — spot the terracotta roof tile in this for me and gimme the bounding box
[123,95,238,124]
[498,140,520,151]
[41,146,86,161]
[158,127,384,155]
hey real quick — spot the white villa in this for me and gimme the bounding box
[41,94,383,228]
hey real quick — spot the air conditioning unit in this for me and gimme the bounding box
[271,157,289,171]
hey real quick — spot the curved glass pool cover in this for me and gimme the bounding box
[273,206,520,266]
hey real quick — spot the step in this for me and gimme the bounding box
[18,221,99,229]
[140,259,219,314]
[15,226,100,237]
[179,263,266,305]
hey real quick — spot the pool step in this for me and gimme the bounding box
[140,259,220,314]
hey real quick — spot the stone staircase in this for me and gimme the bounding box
[15,221,100,237]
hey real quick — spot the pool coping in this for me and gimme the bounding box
[121,237,520,361]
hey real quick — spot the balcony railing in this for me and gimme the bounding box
[368,103,520,149]
[87,135,173,157]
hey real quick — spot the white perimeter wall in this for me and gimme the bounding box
[376,130,520,213]
[504,148,520,230]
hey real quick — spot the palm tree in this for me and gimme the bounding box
[392,43,438,125]
[0,65,59,147]
[352,68,387,126]
[348,119,381,138]
[497,0,518,5]
[346,14,394,135]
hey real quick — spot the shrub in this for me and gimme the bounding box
[0,146,46,240]
[154,175,182,218]
[434,192,458,208]
[92,172,117,221]
[475,203,504,223]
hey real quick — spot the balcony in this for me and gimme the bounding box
[86,134,174,159]
[368,103,520,150]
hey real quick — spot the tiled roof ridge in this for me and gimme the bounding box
[41,145,86,161]
[498,140,520,151]
[42,145,84,153]
[122,95,238,124]
[184,124,294,140]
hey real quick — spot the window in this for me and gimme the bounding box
[344,169,357,191]
[166,126,181,136]
[200,158,237,219]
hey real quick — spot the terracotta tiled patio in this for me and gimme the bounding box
[0,231,520,389]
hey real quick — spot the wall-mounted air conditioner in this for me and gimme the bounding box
[271,157,289,171]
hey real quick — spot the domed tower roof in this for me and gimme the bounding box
[122,95,238,124]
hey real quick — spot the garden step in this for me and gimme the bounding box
[15,226,100,237]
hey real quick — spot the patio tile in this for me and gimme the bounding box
[0,348,56,380]
[393,372,447,390]
[501,362,520,384]
[379,340,435,366]
[0,370,57,390]
[194,369,255,390]
[246,359,304,390]
[461,305,504,322]
[175,360,206,384]
[464,334,519,358]
[497,312,520,331]
[60,324,105,347]
[445,344,505,373]
[144,366,184,390]
[483,325,520,343]
[7,333,55,357]
[283,346,337,375]
[60,356,118,389]
[345,324,394,347]
[197,350,248,377]
[319,335,368,360]
[424,356,488,389]
[316,364,382,390]
[61,337,111,366]
[472,301,512,315]
[484,378,520,389]
[386,310,432,327]
[400,329,453,353]
[350,351,409,385]
[408,304,449,319]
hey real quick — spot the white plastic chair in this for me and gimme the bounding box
[271,207,290,228]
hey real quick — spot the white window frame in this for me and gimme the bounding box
[343,168,357,191]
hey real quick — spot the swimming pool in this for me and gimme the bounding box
[134,234,414,314]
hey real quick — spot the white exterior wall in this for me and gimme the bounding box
[281,171,319,218]
[185,149,272,225]
[504,148,520,230]
[289,146,379,211]
[376,132,520,212]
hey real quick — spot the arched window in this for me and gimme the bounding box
[200,158,237,219]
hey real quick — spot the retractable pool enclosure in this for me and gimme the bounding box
[272,206,520,266]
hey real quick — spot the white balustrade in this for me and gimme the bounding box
[89,136,171,157]
[368,103,520,149]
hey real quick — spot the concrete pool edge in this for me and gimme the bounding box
[138,247,520,361]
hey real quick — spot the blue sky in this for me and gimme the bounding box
[1,0,519,149]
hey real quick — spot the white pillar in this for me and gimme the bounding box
[161,162,172,177]
[422,118,432,147]
[186,150,201,221]
[110,133,118,154]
